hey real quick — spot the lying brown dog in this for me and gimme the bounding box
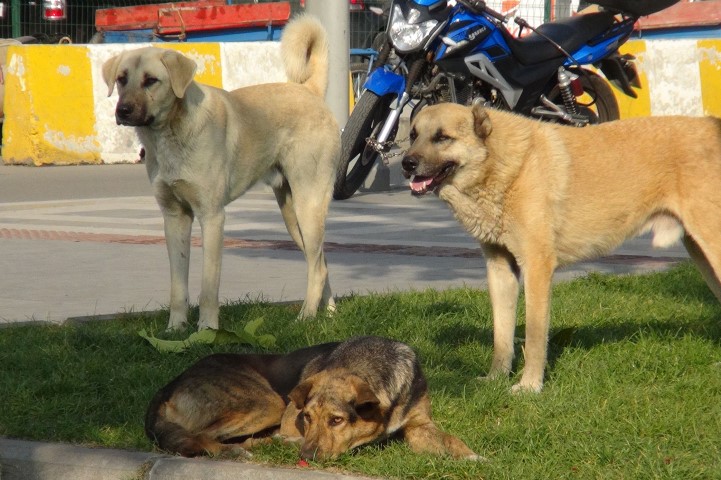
[402,103,721,393]
[145,336,479,460]
[145,342,338,457]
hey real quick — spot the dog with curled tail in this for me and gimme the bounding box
[102,15,340,331]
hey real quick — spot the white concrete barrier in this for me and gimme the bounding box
[2,38,721,165]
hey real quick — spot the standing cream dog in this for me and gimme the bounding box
[402,103,721,393]
[102,15,340,331]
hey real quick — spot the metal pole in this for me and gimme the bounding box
[305,0,350,128]
[11,0,21,38]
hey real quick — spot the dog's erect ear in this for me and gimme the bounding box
[160,49,197,99]
[472,103,493,139]
[288,379,313,410]
[102,53,123,97]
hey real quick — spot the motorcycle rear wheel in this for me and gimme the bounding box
[333,91,396,200]
[578,70,620,123]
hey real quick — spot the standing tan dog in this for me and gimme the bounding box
[402,103,721,393]
[102,15,340,331]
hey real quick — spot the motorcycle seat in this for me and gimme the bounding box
[502,11,617,65]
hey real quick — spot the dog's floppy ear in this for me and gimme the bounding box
[160,49,197,99]
[288,379,313,410]
[472,103,493,139]
[350,377,381,419]
[102,53,123,97]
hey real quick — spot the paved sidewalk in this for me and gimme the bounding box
[0,438,375,480]
[0,164,688,325]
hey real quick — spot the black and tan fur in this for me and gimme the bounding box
[281,336,479,461]
[402,103,721,393]
[145,342,339,457]
[146,336,479,461]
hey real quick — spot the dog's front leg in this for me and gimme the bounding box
[159,197,194,331]
[481,244,520,380]
[278,403,304,444]
[197,211,225,331]
[513,253,555,393]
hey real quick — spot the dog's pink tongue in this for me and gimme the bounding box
[410,176,433,194]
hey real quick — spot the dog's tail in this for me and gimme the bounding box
[280,14,329,97]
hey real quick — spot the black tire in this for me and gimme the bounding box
[334,91,395,200]
[580,70,620,123]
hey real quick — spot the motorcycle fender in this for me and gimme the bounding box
[598,52,639,99]
[364,68,406,99]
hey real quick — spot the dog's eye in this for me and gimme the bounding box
[409,128,417,143]
[328,416,344,427]
[143,77,159,88]
[432,130,452,143]
[117,75,127,87]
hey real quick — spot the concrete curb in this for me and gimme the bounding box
[0,438,376,480]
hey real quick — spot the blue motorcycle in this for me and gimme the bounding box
[333,0,679,200]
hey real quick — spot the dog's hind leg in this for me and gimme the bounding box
[275,177,334,319]
[402,395,481,460]
[273,182,305,252]
[683,234,721,303]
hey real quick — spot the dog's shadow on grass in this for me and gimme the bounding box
[427,264,721,390]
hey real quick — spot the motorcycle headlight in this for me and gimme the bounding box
[388,4,439,53]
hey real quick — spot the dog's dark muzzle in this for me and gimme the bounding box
[115,102,153,126]
[401,154,419,179]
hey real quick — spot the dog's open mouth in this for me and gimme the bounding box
[409,162,456,195]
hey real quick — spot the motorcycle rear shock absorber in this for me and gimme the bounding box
[557,67,579,116]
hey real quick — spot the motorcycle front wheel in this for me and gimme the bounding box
[333,91,396,200]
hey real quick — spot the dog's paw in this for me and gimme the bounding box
[216,444,253,459]
[229,446,253,459]
[274,434,303,445]
[510,381,543,394]
[197,315,219,331]
[325,299,337,315]
[165,321,188,333]
[166,311,189,332]
[464,453,487,462]
[437,184,460,201]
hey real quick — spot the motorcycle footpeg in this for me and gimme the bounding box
[530,107,589,127]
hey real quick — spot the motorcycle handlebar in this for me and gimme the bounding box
[456,0,507,23]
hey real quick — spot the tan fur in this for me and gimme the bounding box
[280,13,329,97]
[101,15,340,331]
[403,103,721,393]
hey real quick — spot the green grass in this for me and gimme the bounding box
[2,262,721,479]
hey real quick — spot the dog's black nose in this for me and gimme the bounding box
[402,155,418,173]
[299,447,317,462]
[116,103,133,119]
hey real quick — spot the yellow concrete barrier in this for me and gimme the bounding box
[4,45,99,165]
[2,42,283,165]
[2,38,721,165]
